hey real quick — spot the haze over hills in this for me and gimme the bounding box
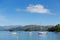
[0,25,53,31]
[0,25,23,31]
[0,24,60,31]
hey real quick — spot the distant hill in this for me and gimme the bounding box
[0,25,23,31]
[23,25,48,31]
[0,25,54,31]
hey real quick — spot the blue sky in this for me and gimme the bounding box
[0,0,60,26]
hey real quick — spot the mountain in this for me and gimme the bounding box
[0,25,54,31]
[0,25,23,31]
[23,25,48,31]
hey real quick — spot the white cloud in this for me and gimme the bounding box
[26,4,51,14]
[16,4,51,14]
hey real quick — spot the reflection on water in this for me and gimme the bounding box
[38,32,47,40]
[10,32,19,40]
[0,31,60,40]
[29,32,32,36]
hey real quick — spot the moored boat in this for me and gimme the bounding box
[38,32,47,35]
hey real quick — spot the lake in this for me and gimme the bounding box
[0,31,60,40]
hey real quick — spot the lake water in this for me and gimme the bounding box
[0,31,60,40]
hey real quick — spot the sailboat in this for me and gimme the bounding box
[38,31,47,35]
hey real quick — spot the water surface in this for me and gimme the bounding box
[0,31,60,40]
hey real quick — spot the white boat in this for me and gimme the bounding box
[38,32,47,35]
[11,32,17,35]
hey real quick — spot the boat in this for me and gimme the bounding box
[11,32,17,35]
[38,32,47,35]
